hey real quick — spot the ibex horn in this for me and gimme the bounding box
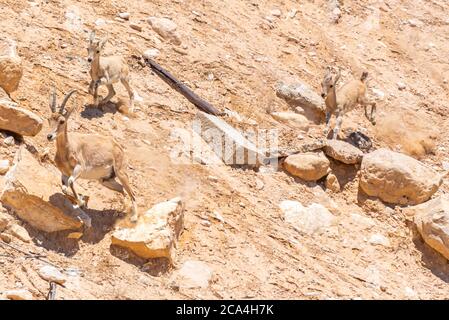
[59,89,77,114]
[50,87,57,113]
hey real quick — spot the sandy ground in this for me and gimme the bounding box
[0,0,449,299]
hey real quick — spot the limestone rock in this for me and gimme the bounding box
[1,147,84,232]
[369,234,390,247]
[170,260,213,289]
[3,135,14,146]
[117,12,130,20]
[38,265,66,285]
[0,232,12,243]
[130,23,143,32]
[270,112,309,130]
[280,200,335,235]
[349,213,376,230]
[324,139,364,164]
[360,148,442,205]
[0,92,43,136]
[269,9,282,17]
[325,173,340,192]
[276,81,324,117]
[283,152,330,181]
[5,289,33,300]
[311,185,341,214]
[147,17,181,45]
[111,197,184,262]
[8,224,31,243]
[329,0,342,23]
[0,39,22,94]
[143,48,160,59]
[0,159,10,175]
[411,196,449,260]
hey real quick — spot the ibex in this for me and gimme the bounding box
[321,67,376,139]
[47,88,138,225]
[87,31,135,111]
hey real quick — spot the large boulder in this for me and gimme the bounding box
[0,93,43,136]
[0,39,22,94]
[280,200,335,235]
[283,151,330,181]
[276,81,324,120]
[406,196,449,260]
[324,139,364,164]
[147,17,181,45]
[1,148,83,232]
[111,197,184,263]
[360,148,442,205]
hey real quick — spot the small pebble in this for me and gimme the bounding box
[118,12,130,20]
[4,136,15,146]
[130,23,142,32]
[397,82,406,90]
[270,9,282,17]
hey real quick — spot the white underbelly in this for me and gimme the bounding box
[80,165,113,180]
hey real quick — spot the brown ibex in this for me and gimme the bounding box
[87,31,135,111]
[321,67,376,139]
[47,88,138,224]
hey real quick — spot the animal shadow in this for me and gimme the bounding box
[109,245,171,276]
[81,102,118,119]
[25,193,125,257]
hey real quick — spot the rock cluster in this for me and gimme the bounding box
[360,148,442,205]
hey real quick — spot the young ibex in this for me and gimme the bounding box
[47,88,138,224]
[87,31,135,111]
[321,67,376,139]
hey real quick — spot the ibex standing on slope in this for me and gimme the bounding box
[321,67,376,139]
[47,88,138,224]
[87,31,135,111]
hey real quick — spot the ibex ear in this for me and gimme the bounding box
[333,68,341,84]
[49,87,57,113]
[99,36,108,49]
[324,66,334,80]
[89,31,96,44]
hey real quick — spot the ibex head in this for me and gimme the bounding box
[47,88,77,141]
[87,31,108,63]
[321,66,341,99]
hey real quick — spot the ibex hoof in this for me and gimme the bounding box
[73,206,91,228]
[130,214,138,224]
[77,198,86,208]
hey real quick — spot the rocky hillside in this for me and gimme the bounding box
[1,0,449,300]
